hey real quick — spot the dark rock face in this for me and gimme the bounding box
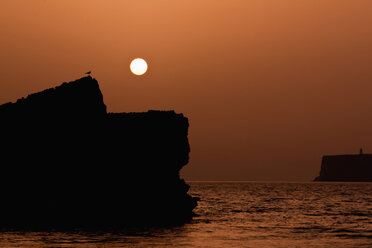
[0,76,198,229]
[314,154,372,182]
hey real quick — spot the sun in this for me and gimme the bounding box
[130,58,148,76]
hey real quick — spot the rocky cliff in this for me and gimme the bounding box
[314,154,372,182]
[0,76,198,229]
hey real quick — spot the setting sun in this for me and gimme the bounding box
[130,58,148,76]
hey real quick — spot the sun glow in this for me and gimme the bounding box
[130,58,148,76]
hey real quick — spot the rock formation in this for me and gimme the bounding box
[0,76,198,229]
[314,152,372,182]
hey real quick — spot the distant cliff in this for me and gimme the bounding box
[314,154,372,182]
[0,76,198,229]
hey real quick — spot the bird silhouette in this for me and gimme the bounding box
[85,71,91,75]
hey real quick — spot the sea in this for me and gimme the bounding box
[0,182,371,248]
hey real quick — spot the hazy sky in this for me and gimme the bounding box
[1,0,372,181]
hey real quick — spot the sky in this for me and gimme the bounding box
[1,0,372,181]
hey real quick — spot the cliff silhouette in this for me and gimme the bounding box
[314,153,372,182]
[0,76,198,229]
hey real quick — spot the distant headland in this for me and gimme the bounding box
[0,76,198,229]
[314,149,372,182]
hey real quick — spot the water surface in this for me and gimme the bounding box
[1,182,371,247]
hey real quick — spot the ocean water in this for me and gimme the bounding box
[0,182,371,247]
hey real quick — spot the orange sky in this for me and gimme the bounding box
[1,0,372,180]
